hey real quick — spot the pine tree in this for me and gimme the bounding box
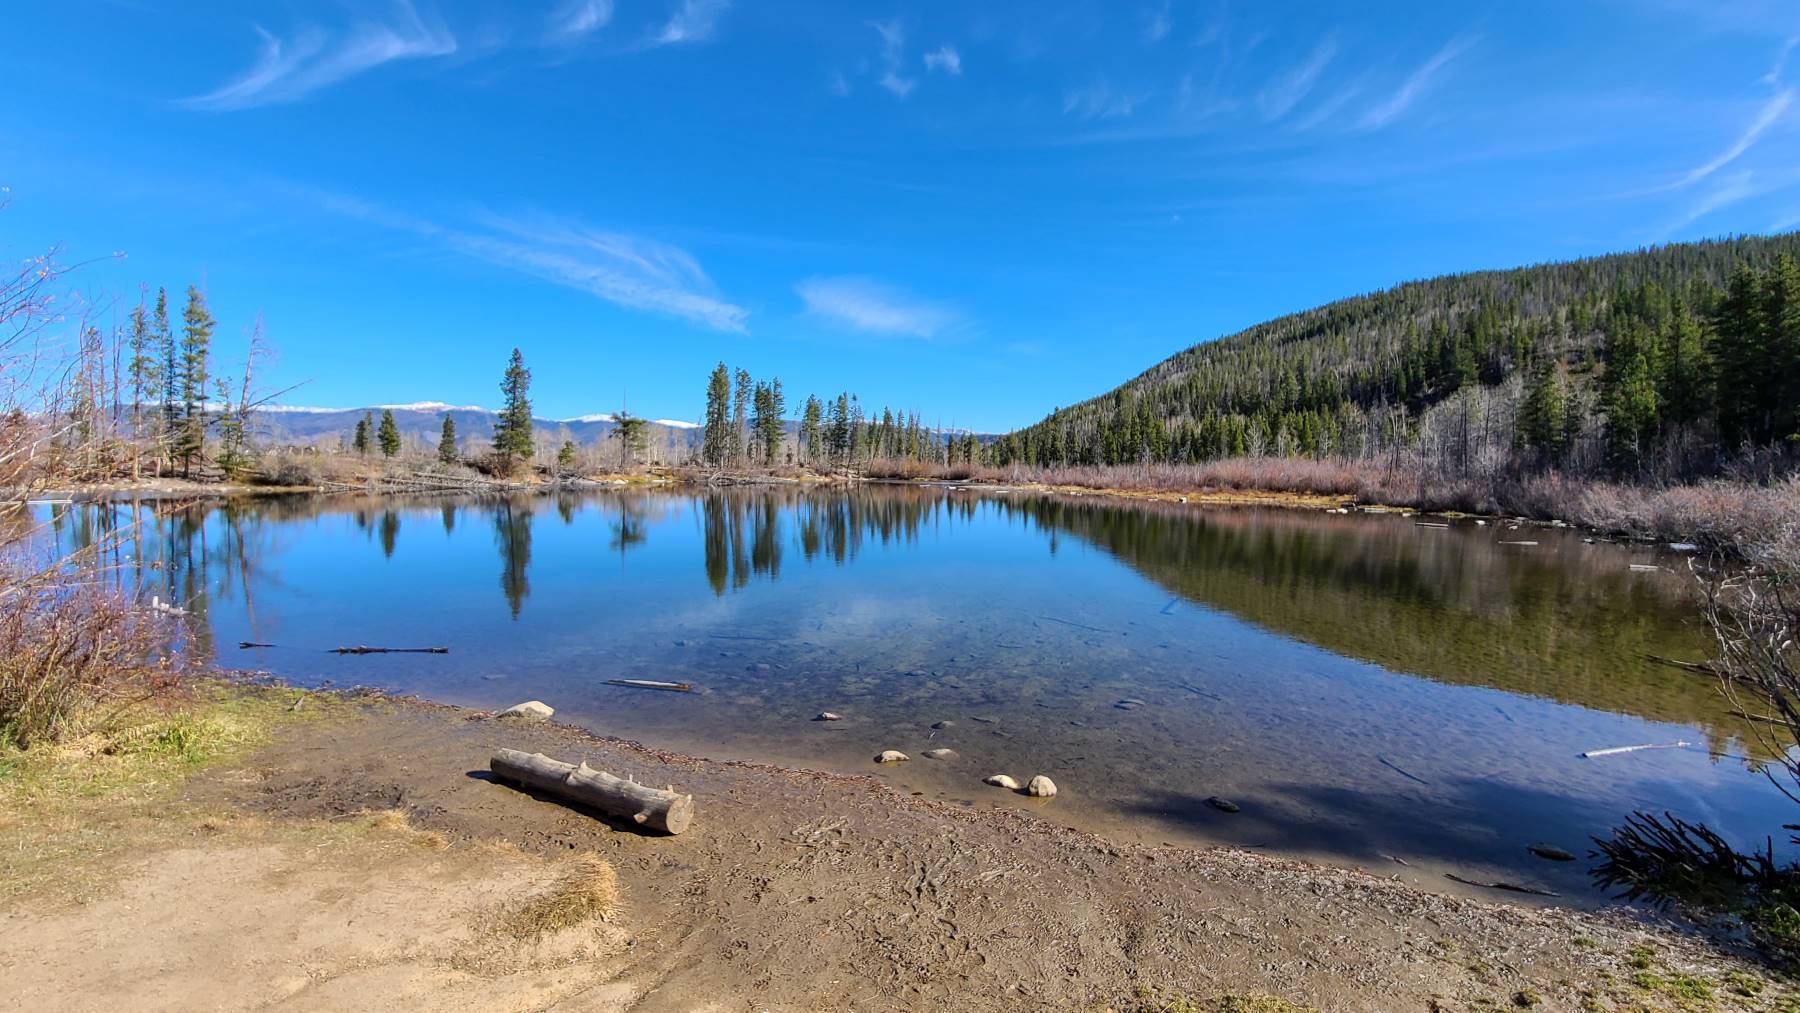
[557,438,578,474]
[1518,356,1566,462]
[731,367,752,466]
[377,409,401,458]
[1601,321,1660,473]
[353,413,372,455]
[800,395,823,465]
[125,295,160,475]
[154,288,177,468]
[493,348,534,473]
[612,411,648,466]
[703,363,732,468]
[176,286,214,477]
[828,393,851,466]
[437,415,459,464]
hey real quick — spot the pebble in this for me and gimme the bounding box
[1206,796,1240,813]
[983,774,1021,790]
[814,712,842,722]
[1026,775,1058,798]
[931,720,954,730]
[875,750,910,763]
[499,700,554,721]
[922,748,958,760]
[1528,843,1576,862]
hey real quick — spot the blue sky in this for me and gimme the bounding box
[3,1,1799,431]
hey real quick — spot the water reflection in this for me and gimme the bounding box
[30,486,1789,900]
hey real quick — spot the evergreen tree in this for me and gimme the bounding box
[353,413,372,455]
[1517,356,1566,462]
[612,411,648,466]
[702,363,732,468]
[377,409,401,458]
[125,295,159,467]
[557,438,578,474]
[800,395,823,465]
[731,367,752,466]
[176,285,214,476]
[155,287,177,462]
[1601,321,1660,473]
[828,393,851,465]
[493,348,534,472]
[437,415,459,464]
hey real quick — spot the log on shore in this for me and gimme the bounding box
[490,748,694,835]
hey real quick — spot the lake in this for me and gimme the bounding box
[34,485,1796,903]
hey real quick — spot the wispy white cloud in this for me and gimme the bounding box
[1764,35,1799,86]
[873,21,915,98]
[1063,80,1149,120]
[646,0,730,47]
[547,0,613,42]
[314,192,748,332]
[1257,36,1337,122]
[924,45,962,77]
[184,1,456,111]
[1675,89,1793,187]
[1666,170,1758,233]
[1359,35,1478,129]
[796,276,960,339]
[1144,1,1172,44]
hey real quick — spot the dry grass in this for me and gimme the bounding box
[500,853,620,940]
[0,552,183,748]
[867,457,1800,549]
[359,808,450,850]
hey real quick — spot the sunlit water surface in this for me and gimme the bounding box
[35,486,1795,903]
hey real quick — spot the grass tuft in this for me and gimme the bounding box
[501,853,620,940]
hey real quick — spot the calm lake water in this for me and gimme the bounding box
[34,486,1797,903]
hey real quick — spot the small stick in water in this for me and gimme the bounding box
[1445,873,1559,897]
[1579,741,1690,759]
[239,641,275,649]
[1378,755,1430,785]
[331,645,450,655]
[606,678,695,693]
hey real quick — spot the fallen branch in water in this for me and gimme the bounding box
[239,641,274,649]
[331,645,450,655]
[1378,755,1430,785]
[1580,741,1690,759]
[1445,873,1560,897]
[605,678,694,693]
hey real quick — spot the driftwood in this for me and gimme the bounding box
[604,678,693,693]
[1580,741,1690,759]
[239,641,274,649]
[331,645,450,655]
[1445,873,1559,897]
[490,748,694,834]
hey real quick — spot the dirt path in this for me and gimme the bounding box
[4,697,1789,1011]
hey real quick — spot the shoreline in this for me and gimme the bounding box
[3,680,1787,1010]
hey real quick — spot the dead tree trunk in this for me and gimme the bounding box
[489,748,694,835]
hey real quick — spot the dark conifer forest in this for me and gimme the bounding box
[993,233,1800,481]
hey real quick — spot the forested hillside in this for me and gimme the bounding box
[995,234,1800,481]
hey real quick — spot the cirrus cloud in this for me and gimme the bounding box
[796,276,961,339]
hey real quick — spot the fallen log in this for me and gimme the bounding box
[331,645,450,655]
[239,641,275,649]
[604,678,693,693]
[490,748,694,835]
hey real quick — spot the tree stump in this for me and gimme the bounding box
[489,748,694,835]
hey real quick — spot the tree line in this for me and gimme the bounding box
[699,362,975,471]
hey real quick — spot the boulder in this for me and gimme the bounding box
[874,750,910,764]
[984,774,1020,789]
[922,748,958,760]
[1026,775,1057,798]
[499,700,554,721]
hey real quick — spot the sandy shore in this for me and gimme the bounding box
[1,689,1788,1012]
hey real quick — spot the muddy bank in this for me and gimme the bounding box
[5,691,1783,1011]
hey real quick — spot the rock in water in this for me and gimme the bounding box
[1206,796,1239,813]
[1114,698,1146,711]
[499,700,554,721]
[874,750,910,763]
[922,748,958,760]
[931,720,954,730]
[1026,775,1057,798]
[814,712,842,722]
[1528,843,1576,862]
[983,774,1021,790]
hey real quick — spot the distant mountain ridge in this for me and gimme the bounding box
[252,401,701,452]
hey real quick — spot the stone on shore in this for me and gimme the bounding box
[875,750,910,763]
[499,700,554,721]
[983,774,1020,790]
[1027,775,1057,798]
